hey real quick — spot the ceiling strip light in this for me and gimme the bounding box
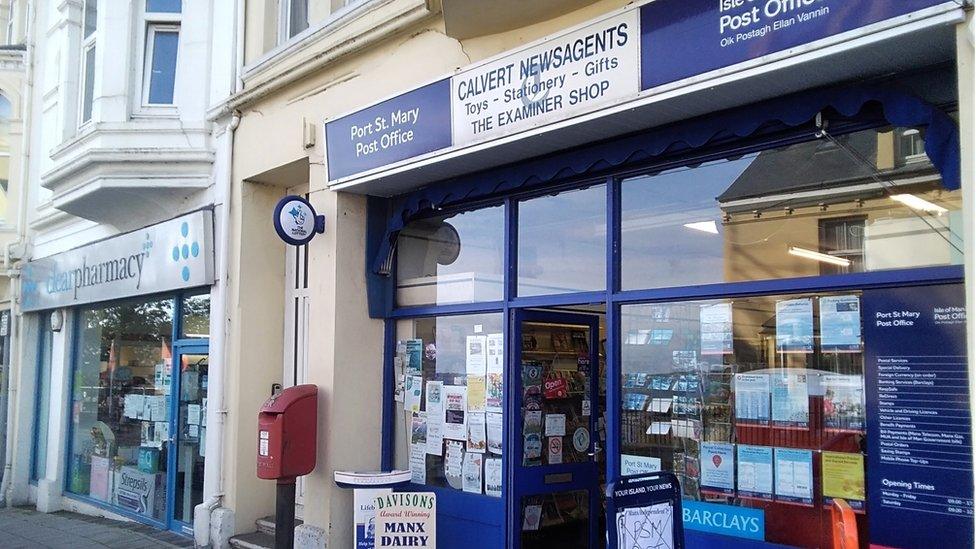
[788,246,852,267]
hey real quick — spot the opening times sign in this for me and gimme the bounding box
[324,0,953,181]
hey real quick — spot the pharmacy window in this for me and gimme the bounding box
[139,0,181,109]
[394,313,505,497]
[79,0,96,126]
[66,297,176,520]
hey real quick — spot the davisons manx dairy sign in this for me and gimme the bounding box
[21,211,215,312]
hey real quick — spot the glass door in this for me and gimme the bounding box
[169,345,208,534]
[513,310,601,549]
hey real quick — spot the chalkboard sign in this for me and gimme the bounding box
[606,472,684,549]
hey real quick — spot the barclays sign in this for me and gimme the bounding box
[21,210,215,312]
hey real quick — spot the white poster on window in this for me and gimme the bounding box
[466,335,488,377]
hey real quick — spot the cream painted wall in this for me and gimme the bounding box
[222,178,288,529]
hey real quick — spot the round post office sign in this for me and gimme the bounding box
[273,195,326,246]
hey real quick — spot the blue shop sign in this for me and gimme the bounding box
[682,500,765,542]
[323,0,957,182]
[325,80,452,181]
[640,0,953,89]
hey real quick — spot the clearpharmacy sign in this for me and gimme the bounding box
[324,0,955,182]
[21,211,215,312]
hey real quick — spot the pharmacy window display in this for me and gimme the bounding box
[66,294,210,526]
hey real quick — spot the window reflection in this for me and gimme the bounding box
[518,185,606,296]
[397,206,504,307]
[621,126,963,290]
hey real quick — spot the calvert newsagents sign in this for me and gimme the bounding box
[21,210,215,312]
[324,0,956,182]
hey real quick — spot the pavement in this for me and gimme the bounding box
[0,506,194,548]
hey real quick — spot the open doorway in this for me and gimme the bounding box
[512,304,607,549]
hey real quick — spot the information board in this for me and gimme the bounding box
[864,284,973,548]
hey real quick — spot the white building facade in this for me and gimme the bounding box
[4,0,240,543]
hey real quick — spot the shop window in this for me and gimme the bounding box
[397,205,504,307]
[179,293,210,339]
[67,297,174,521]
[394,313,504,497]
[620,292,866,548]
[620,126,964,291]
[31,321,54,482]
[518,185,606,297]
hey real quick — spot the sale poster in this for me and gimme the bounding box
[700,442,735,495]
[820,295,862,352]
[774,448,814,506]
[737,445,773,500]
[776,298,814,353]
[443,385,467,440]
[700,303,733,355]
[822,452,865,511]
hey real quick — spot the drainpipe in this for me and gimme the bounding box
[193,0,244,544]
[0,0,35,508]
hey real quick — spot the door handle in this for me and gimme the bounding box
[588,442,603,457]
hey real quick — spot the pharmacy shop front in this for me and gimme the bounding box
[22,211,214,536]
[324,1,973,548]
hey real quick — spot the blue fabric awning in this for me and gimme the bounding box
[373,82,960,275]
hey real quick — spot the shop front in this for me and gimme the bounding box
[22,211,215,536]
[322,0,973,547]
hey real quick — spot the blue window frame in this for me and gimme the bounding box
[380,95,965,548]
